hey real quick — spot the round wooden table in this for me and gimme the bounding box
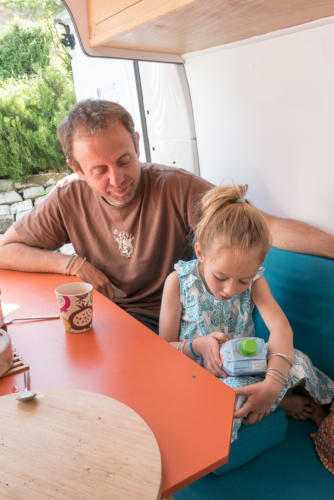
[0,389,162,499]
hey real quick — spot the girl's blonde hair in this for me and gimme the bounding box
[195,185,271,261]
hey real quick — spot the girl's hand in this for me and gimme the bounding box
[234,378,283,425]
[193,332,227,378]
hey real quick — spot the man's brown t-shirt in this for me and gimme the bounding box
[15,164,212,317]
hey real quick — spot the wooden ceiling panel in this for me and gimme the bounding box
[65,0,334,60]
[95,0,334,54]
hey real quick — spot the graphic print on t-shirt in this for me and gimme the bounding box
[113,229,134,258]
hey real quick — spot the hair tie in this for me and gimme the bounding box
[235,196,246,203]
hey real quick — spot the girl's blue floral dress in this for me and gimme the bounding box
[176,259,334,442]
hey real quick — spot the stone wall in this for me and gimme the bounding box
[0,173,69,234]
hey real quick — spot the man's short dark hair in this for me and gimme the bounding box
[57,99,137,171]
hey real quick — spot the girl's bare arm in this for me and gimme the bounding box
[234,277,294,423]
[159,272,226,376]
[159,271,182,343]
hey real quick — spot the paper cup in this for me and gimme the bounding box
[55,282,93,333]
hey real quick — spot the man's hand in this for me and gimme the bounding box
[193,332,227,378]
[234,378,283,425]
[71,258,115,300]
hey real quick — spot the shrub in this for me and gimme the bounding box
[0,23,52,81]
[1,0,63,19]
[0,67,75,180]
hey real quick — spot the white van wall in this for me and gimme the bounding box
[66,9,199,175]
[70,55,147,161]
[184,20,334,235]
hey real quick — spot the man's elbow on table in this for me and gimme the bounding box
[0,226,26,268]
[0,226,67,274]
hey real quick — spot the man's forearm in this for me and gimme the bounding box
[0,241,116,300]
[0,242,70,274]
[263,214,334,259]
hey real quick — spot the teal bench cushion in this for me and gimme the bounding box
[173,419,333,500]
[212,408,287,475]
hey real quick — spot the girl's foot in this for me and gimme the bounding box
[279,393,329,426]
[279,393,313,420]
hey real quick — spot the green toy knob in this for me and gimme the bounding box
[240,338,258,356]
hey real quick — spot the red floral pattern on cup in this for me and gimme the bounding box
[59,295,71,313]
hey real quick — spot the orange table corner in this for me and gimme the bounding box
[0,270,235,497]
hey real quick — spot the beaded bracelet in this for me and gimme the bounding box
[65,254,79,275]
[74,256,87,275]
[189,340,201,359]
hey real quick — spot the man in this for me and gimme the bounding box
[0,99,333,333]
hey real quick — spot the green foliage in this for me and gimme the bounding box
[1,0,63,19]
[0,68,75,180]
[0,0,76,181]
[0,23,52,81]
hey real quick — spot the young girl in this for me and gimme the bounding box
[159,185,334,441]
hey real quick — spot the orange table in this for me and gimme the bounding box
[0,270,235,498]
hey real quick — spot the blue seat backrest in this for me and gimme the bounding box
[253,247,334,379]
